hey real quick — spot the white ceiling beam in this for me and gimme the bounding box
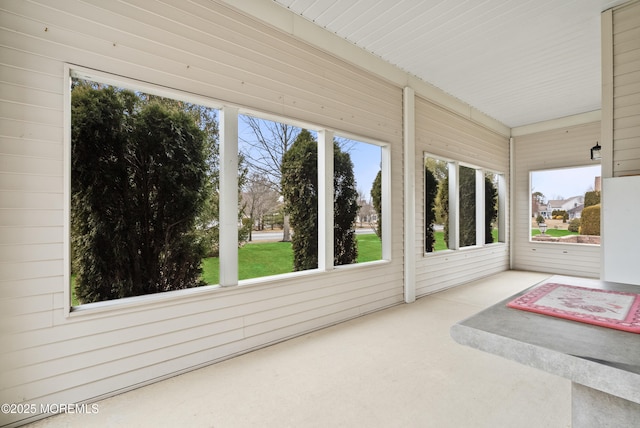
[510,110,602,137]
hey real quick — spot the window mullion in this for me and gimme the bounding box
[219,106,239,286]
[449,162,459,250]
[498,174,506,243]
[318,129,334,271]
[476,169,485,246]
[381,146,391,260]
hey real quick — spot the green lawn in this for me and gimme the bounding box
[354,233,383,263]
[202,232,382,284]
[201,240,293,284]
[531,229,578,237]
[432,229,500,251]
[434,231,447,251]
[72,233,382,305]
[71,275,79,306]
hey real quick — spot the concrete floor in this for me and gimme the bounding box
[27,270,571,428]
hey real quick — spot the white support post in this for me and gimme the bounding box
[509,137,515,268]
[476,169,485,247]
[219,107,238,286]
[318,129,334,271]
[601,8,614,180]
[403,86,416,303]
[600,8,614,280]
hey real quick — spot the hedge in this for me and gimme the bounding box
[580,204,600,236]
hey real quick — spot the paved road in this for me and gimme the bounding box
[249,228,376,242]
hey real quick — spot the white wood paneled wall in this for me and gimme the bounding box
[0,1,407,425]
[599,1,640,285]
[612,1,640,176]
[414,97,510,296]
[0,0,530,425]
[512,121,602,277]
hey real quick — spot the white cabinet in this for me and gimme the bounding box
[602,176,640,285]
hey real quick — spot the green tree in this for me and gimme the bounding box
[333,144,359,265]
[459,166,476,247]
[426,158,449,225]
[281,130,359,270]
[371,171,382,239]
[425,167,437,252]
[71,83,208,303]
[281,130,319,270]
[142,96,250,257]
[584,190,601,208]
[552,209,569,222]
[484,174,498,244]
[241,116,299,242]
[438,176,450,246]
[438,168,498,248]
[580,204,601,236]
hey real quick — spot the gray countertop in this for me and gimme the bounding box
[450,275,640,404]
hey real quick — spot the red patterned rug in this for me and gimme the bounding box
[507,283,640,333]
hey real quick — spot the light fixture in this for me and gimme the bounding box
[538,223,547,235]
[590,142,601,161]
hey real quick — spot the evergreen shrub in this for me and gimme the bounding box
[580,204,600,236]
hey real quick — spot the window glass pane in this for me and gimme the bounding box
[530,165,601,244]
[425,157,449,252]
[485,172,500,244]
[337,138,382,264]
[459,165,477,248]
[239,116,319,278]
[426,155,504,253]
[70,77,219,305]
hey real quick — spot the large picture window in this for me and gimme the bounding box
[425,155,504,253]
[67,67,389,309]
[69,71,222,306]
[238,116,318,278]
[335,137,383,264]
[530,165,601,245]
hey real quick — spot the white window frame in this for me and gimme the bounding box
[424,153,505,255]
[64,65,391,316]
[528,165,601,246]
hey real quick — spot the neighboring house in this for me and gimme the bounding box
[533,201,551,219]
[567,204,585,219]
[535,196,585,220]
[548,196,584,219]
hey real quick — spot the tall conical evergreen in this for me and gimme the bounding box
[281,130,359,270]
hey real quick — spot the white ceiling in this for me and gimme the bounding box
[272,0,625,128]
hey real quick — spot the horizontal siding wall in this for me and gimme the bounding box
[512,121,601,277]
[414,97,510,296]
[613,0,640,176]
[0,1,404,426]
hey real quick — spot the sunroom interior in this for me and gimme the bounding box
[1,0,639,427]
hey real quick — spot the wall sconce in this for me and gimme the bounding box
[590,142,601,161]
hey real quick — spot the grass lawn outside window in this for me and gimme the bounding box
[71,233,382,306]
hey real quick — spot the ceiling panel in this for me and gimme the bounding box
[274,0,626,127]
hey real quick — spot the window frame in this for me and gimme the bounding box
[64,65,391,316]
[423,153,505,255]
[528,164,601,246]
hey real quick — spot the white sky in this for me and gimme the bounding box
[531,165,601,201]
